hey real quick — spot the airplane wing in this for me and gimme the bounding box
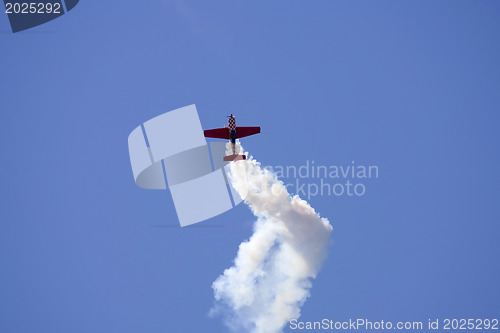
[235,127,261,139]
[204,128,230,139]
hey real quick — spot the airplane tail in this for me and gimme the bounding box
[223,154,246,162]
[224,142,245,162]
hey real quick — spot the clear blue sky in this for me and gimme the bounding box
[1,1,499,332]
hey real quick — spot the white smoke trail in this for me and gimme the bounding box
[212,142,333,333]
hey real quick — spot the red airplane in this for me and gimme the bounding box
[204,114,260,161]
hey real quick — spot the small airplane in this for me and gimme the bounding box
[204,114,260,161]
